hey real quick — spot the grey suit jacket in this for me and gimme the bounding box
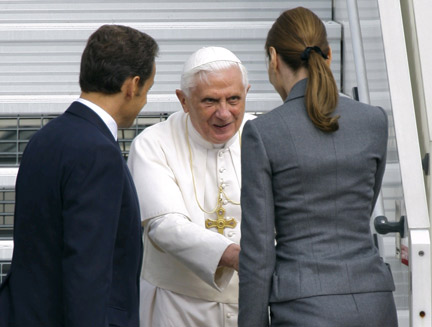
[238,79,395,327]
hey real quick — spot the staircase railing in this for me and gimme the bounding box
[347,0,431,325]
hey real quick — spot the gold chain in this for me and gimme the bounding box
[221,187,240,205]
[185,114,240,214]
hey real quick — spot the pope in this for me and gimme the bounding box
[127,46,254,327]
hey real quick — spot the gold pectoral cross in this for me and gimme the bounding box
[205,199,237,234]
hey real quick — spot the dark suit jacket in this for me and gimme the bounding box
[0,102,142,327]
[238,79,395,327]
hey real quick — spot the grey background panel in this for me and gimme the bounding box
[0,21,341,114]
[0,1,332,23]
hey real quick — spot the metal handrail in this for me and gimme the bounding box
[346,0,388,252]
[376,0,431,326]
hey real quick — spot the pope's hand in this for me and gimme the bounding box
[218,243,240,271]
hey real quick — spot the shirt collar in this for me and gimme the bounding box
[75,98,118,140]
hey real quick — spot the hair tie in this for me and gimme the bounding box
[301,46,328,61]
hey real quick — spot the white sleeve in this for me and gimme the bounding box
[128,131,235,290]
[147,213,235,290]
[128,131,188,221]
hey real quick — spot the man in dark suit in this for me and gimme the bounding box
[0,24,158,327]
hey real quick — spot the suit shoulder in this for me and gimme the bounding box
[248,101,294,130]
[338,96,388,128]
[338,95,387,116]
[30,112,120,161]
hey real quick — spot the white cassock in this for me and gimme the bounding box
[127,110,255,327]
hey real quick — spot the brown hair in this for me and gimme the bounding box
[265,7,339,132]
[80,25,159,94]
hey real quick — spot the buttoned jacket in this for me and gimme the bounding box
[0,102,142,327]
[239,79,395,327]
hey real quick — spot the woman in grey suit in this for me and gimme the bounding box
[238,7,398,327]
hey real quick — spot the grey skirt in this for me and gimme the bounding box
[270,291,398,327]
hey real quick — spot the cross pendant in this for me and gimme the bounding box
[205,202,237,234]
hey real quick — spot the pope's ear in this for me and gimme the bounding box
[176,89,189,113]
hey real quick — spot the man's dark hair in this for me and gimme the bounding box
[79,24,159,94]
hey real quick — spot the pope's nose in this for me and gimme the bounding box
[214,101,231,120]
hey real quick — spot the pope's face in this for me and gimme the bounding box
[177,66,249,144]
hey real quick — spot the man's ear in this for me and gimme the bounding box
[131,76,142,96]
[176,89,189,113]
[123,76,141,99]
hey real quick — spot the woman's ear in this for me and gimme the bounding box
[325,46,333,67]
[268,46,278,71]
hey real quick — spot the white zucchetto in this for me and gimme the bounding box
[182,46,242,74]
